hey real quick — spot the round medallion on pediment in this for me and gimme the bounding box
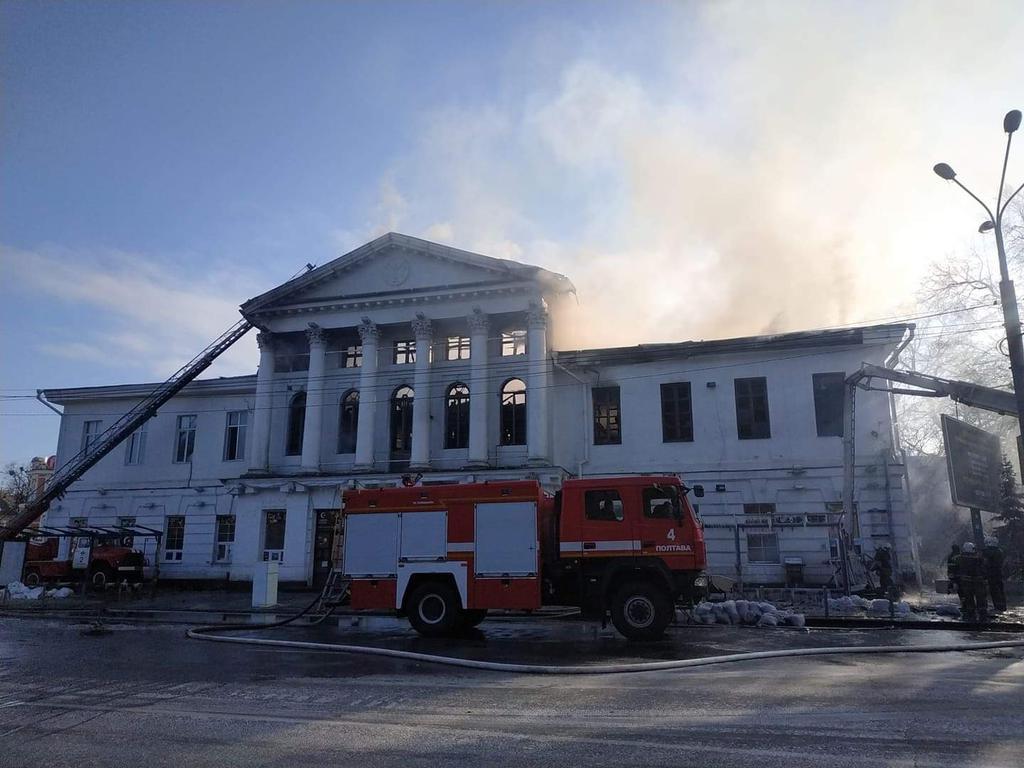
[384,255,411,287]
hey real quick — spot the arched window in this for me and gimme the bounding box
[338,390,359,454]
[445,383,470,450]
[500,378,527,446]
[390,385,414,455]
[286,391,306,456]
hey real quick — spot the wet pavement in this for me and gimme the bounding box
[1,614,1023,767]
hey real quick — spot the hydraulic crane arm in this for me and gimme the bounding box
[849,363,1017,417]
[0,319,253,542]
[838,361,1016,593]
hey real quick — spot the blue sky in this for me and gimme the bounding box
[2,0,1022,463]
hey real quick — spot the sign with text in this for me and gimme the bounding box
[941,415,1001,511]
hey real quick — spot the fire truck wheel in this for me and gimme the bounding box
[89,564,113,589]
[610,580,673,640]
[23,570,42,588]
[407,581,463,637]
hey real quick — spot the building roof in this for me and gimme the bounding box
[240,231,575,317]
[553,322,914,368]
[43,374,257,404]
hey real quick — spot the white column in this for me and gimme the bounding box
[353,318,379,471]
[409,313,432,470]
[300,323,326,473]
[527,302,550,466]
[249,331,275,473]
[467,307,490,468]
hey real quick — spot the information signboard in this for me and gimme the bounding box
[940,414,1001,511]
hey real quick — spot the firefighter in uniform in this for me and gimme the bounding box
[945,544,962,598]
[871,545,894,593]
[982,536,1007,613]
[957,542,988,622]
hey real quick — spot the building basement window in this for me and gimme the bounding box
[164,516,185,562]
[746,532,780,563]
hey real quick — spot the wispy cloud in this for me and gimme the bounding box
[1,245,262,378]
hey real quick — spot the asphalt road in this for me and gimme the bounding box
[1,616,1022,767]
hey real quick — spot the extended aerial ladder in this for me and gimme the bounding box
[838,362,1018,591]
[0,319,254,542]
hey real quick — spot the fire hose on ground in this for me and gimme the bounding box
[186,602,1024,675]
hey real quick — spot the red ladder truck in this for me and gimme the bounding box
[341,475,707,640]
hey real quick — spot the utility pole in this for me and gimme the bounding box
[934,108,1024,472]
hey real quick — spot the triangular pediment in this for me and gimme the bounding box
[241,232,572,315]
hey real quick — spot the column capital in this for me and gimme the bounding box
[305,322,326,347]
[527,301,548,330]
[467,307,490,334]
[256,331,275,351]
[412,312,433,340]
[358,317,380,343]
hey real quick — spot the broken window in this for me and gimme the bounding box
[393,340,416,365]
[500,378,527,445]
[592,386,622,445]
[501,329,527,357]
[446,335,471,361]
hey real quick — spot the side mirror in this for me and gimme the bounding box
[693,484,705,498]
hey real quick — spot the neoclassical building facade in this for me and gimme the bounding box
[42,233,919,588]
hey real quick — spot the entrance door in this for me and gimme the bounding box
[312,509,338,588]
[389,385,414,471]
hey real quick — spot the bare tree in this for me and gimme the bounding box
[0,462,35,527]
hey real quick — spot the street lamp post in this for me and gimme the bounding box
[934,109,1024,473]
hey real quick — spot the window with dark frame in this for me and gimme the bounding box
[643,486,678,519]
[390,386,415,453]
[446,335,471,361]
[174,415,197,463]
[164,516,185,561]
[734,377,771,439]
[82,420,103,452]
[338,390,359,454]
[743,503,776,516]
[500,378,527,445]
[812,372,846,437]
[746,532,780,563]
[285,392,306,456]
[501,329,527,357]
[124,424,146,465]
[223,410,248,461]
[592,386,622,445]
[215,514,235,563]
[393,339,416,365]
[445,383,470,449]
[660,382,693,442]
[584,489,624,521]
[263,510,286,561]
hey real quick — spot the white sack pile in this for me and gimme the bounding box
[827,595,912,616]
[694,599,806,628]
[4,581,74,600]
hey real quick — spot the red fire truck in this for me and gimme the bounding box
[342,475,707,640]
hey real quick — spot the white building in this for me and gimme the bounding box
[42,233,919,588]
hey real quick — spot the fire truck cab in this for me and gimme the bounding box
[341,475,706,640]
